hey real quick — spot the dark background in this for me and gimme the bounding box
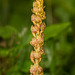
[0,0,75,75]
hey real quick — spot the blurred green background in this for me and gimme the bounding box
[0,0,75,75]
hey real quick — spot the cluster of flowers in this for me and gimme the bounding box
[30,0,46,75]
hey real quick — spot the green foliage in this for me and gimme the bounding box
[0,0,75,75]
[44,22,71,40]
[0,26,18,39]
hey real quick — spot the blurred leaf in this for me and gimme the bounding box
[44,73,50,75]
[0,49,9,57]
[55,7,70,22]
[0,23,71,57]
[44,22,71,40]
[0,26,18,39]
[6,65,20,75]
[21,60,32,73]
[54,0,75,14]
[71,65,75,75]
[9,13,26,31]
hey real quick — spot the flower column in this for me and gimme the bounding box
[30,0,46,75]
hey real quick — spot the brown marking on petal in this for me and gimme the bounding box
[41,15,46,20]
[40,47,45,55]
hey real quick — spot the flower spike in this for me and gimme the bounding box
[30,0,46,75]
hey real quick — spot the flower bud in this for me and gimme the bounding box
[30,51,35,63]
[36,0,43,7]
[31,14,42,23]
[38,66,43,74]
[31,14,36,22]
[34,51,41,59]
[30,38,37,47]
[38,7,43,14]
[33,1,38,7]
[40,22,46,32]
[32,7,44,15]
[30,65,37,74]
[35,16,42,23]
[37,36,44,44]
[32,7,39,14]
[31,25,39,33]
[36,0,41,5]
